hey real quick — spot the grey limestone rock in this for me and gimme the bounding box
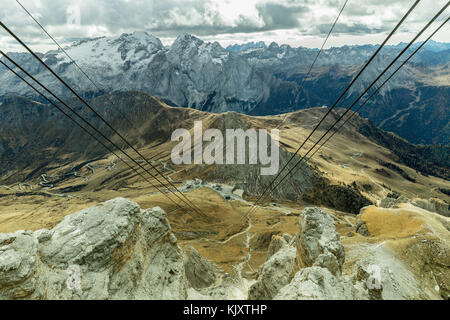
[296,207,345,275]
[266,233,291,259]
[184,246,217,289]
[248,246,296,300]
[0,198,188,300]
[274,267,356,300]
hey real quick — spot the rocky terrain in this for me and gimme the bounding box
[1,33,448,144]
[0,198,188,299]
[1,198,447,300]
[0,91,448,300]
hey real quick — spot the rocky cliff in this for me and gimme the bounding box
[0,198,187,299]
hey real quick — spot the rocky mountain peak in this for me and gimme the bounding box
[172,34,204,50]
[268,42,280,50]
[115,31,162,45]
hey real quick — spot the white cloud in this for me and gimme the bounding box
[0,0,448,52]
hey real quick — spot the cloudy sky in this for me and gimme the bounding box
[1,0,448,52]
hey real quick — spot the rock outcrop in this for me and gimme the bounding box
[2,199,448,300]
[248,246,296,300]
[267,206,423,301]
[412,198,449,217]
[184,246,217,289]
[0,231,39,299]
[0,198,188,300]
[250,207,361,300]
[274,267,357,300]
[379,194,410,208]
[266,234,292,259]
[355,215,370,237]
[348,205,450,300]
[353,259,398,300]
[295,208,345,276]
[270,207,371,300]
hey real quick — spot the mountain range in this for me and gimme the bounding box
[0,32,448,145]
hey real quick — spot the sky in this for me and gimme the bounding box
[0,0,449,53]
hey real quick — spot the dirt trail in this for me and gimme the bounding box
[379,90,422,128]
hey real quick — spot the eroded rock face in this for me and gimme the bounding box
[2,200,447,301]
[248,246,296,300]
[412,198,450,217]
[353,260,390,300]
[355,215,370,237]
[271,207,391,300]
[0,198,187,300]
[351,254,425,300]
[0,232,38,299]
[250,208,358,300]
[184,246,217,289]
[379,195,409,209]
[274,267,356,300]
[266,234,291,259]
[295,208,345,276]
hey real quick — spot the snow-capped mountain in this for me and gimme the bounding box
[0,32,448,144]
[1,32,281,114]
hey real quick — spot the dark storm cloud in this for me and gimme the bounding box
[256,2,309,29]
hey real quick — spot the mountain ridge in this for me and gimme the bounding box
[1,92,448,185]
[0,32,448,144]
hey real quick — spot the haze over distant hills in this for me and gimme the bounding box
[0,32,448,145]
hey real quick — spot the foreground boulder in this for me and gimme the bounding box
[0,198,187,300]
[0,232,39,299]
